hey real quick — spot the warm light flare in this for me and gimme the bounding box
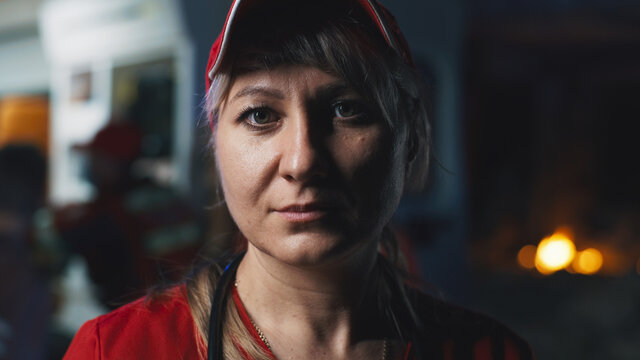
[516,227,615,276]
[517,245,537,269]
[535,231,576,274]
[573,248,603,275]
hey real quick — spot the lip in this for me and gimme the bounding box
[274,202,338,223]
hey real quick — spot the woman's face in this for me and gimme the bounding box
[215,65,408,267]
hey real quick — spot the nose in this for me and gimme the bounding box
[278,113,328,183]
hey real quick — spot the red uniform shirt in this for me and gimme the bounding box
[63,286,207,359]
[64,285,532,359]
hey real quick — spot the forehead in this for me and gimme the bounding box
[226,65,350,103]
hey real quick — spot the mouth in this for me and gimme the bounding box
[274,202,339,223]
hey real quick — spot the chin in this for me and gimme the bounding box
[255,231,377,269]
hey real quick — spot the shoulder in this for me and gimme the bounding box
[63,285,206,360]
[407,288,534,360]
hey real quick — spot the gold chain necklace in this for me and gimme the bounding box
[234,281,388,360]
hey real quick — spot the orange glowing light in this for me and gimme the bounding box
[535,231,576,274]
[517,245,537,269]
[573,248,603,275]
[0,96,49,154]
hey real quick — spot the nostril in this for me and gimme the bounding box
[279,146,329,183]
[277,117,330,183]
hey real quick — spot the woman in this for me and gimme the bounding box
[64,0,533,359]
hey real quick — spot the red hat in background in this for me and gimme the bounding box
[204,0,416,91]
[73,122,142,162]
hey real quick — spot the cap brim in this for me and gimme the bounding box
[206,0,401,85]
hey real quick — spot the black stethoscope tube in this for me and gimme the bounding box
[207,252,245,360]
[206,252,423,359]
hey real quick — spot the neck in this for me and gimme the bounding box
[234,242,386,357]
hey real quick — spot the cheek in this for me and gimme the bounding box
[214,133,257,210]
[214,130,279,223]
[346,129,404,182]
[337,128,406,215]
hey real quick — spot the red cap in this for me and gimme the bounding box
[73,122,142,162]
[205,0,415,91]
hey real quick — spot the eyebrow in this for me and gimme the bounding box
[230,86,285,102]
[229,80,356,104]
[315,82,353,100]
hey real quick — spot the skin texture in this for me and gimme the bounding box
[214,65,409,358]
[215,65,408,268]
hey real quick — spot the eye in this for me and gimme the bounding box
[248,109,275,124]
[236,106,279,130]
[332,101,363,119]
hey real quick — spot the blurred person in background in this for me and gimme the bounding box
[0,145,51,360]
[54,120,202,309]
[63,0,533,359]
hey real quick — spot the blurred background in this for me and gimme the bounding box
[0,0,639,359]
